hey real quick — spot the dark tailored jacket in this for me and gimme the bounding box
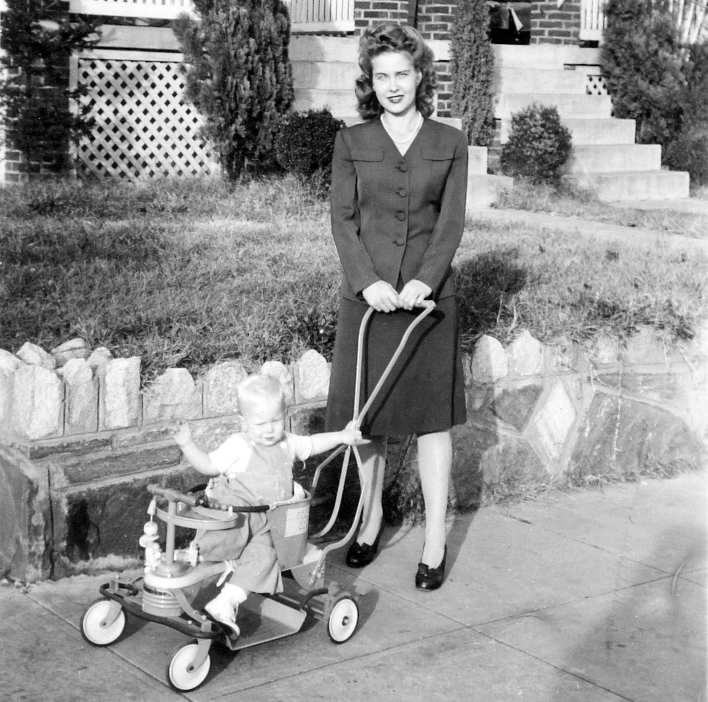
[330,117,468,302]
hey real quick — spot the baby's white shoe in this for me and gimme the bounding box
[204,583,245,638]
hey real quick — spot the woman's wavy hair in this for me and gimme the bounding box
[355,22,437,121]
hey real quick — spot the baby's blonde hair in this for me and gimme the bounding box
[236,374,286,415]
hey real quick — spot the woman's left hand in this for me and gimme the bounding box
[398,280,432,310]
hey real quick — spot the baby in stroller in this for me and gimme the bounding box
[171,374,363,637]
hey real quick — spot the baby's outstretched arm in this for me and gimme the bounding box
[309,421,368,456]
[169,424,219,476]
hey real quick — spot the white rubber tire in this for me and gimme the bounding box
[327,595,359,643]
[167,641,211,692]
[80,599,126,646]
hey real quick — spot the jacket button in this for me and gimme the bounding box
[397,188,407,197]
[396,211,406,221]
[397,161,408,172]
[394,238,405,246]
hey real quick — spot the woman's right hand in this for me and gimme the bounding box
[362,280,401,313]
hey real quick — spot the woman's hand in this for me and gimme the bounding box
[362,280,401,313]
[398,279,432,310]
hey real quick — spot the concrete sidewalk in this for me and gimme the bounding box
[2,471,706,702]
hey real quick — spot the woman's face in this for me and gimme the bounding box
[371,51,421,117]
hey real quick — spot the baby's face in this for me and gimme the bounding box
[240,397,286,447]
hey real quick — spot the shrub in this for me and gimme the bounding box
[500,104,572,183]
[601,0,685,148]
[274,109,345,187]
[664,130,708,187]
[449,0,496,146]
[174,0,293,181]
[0,0,100,177]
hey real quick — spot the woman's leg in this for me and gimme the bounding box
[416,430,452,568]
[354,437,386,545]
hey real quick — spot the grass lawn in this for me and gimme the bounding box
[1,176,706,385]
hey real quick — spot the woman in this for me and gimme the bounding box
[326,22,468,591]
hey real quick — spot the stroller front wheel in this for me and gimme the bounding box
[167,641,211,691]
[81,599,126,646]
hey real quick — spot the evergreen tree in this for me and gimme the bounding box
[0,0,100,176]
[450,0,496,146]
[174,0,294,180]
[601,0,685,147]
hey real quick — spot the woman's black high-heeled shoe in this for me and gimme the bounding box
[346,522,384,568]
[415,546,447,590]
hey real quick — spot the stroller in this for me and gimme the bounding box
[79,302,435,691]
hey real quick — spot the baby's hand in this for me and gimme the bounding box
[341,421,368,446]
[169,423,192,447]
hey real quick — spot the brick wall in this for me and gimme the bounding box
[416,1,458,40]
[529,0,581,44]
[357,0,583,45]
[354,0,408,33]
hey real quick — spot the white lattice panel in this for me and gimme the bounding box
[74,53,217,181]
[586,74,609,96]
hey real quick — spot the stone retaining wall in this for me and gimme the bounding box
[1,327,705,582]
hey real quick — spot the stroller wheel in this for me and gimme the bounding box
[167,640,211,691]
[80,599,126,646]
[327,594,359,643]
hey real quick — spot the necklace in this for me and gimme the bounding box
[381,111,423,144]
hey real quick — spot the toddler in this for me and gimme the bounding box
[171,374,363,637]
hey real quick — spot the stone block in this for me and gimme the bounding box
[465,384,498,425]
[59,443,183,486]
[87,347,113,370]
[295,350,331,403]
[0,349,23,374]
[0,445,51,581]
[493,382,543,431]
[143,368,202,423]
[0,351,23,430]
[508,330,544,377]
[30,437,111,461]
[471,335,509,384]
[621,327,669,366]
[479,433,548,496]
[51,338,89,367]
[261,361,295,406]
[590,335,620,367]
[203,361,247,417]
[594,370,685,402]
[569,393,706,480]
[16,342,56,370]
[12,365,63,440]
[189,418,243,454]
[98,357,141,430]
[547,337,586,374]
[58,359,98,435]
[54,468,202,565]
[529,380,577,464]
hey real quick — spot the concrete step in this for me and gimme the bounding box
[292,61,360,90]
[496,93,612,120]
[494,67,587,94]
[467,174,514,210]
[494,44,602,70]
[469,146,488,175]
[563,144,662,174]
[289,35,359,63]
[563,170,690,201]
[500,117,636,145]
[293,89,359,117]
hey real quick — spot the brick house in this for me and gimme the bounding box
[0,0,691,199]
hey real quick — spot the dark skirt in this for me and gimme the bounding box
[325,296,467,437]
